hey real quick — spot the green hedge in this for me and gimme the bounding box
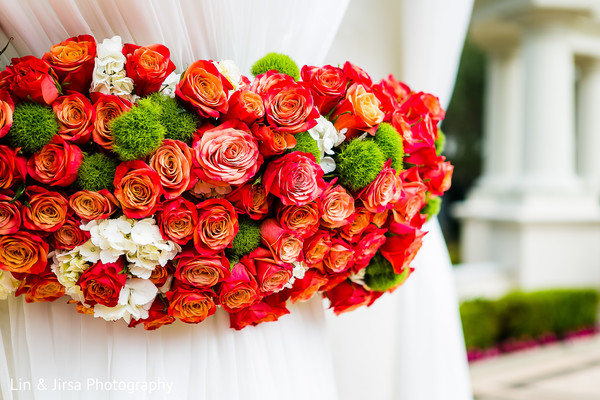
[460,289,600,351]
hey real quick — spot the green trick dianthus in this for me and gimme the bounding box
[422,194,442,221]
[110,98,165,161]
[336,139,385,191]
[291,131,321,163]
[374,122,404,172]
[147,93,200,143]
[251,53,300,81]
[364,252,411,292]
[7,102,58,154]
[228,217,262,259]
[435,129,446,156]
[76,152,119,191]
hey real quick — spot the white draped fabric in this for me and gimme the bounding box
[0,1,349,399]
[324,1,474,399]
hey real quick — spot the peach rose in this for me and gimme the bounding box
[193,198,238,255]
[359,161,402,213]
[21,186,68,232]
[27,135,83,187]
[303,230,332,265]
[277,200,321,239]
[393,168,427,224]
[156,198,198,245]
[0,194,21,235]
[340,207,373,243]
[331,83,385,139]
[323,239,355,273]
[223,89,265,126]
[260,218,303,264]
[149,139,196,199]
[320,183,355,229]
[113,160,163,219]
[250,70,295,94]
[262,80,320,133]
[123,43,176,96]
[250,246,293,294]
[372,209,390,228]
[43,35,96,93]
[15,271,65,303]
[91,92,132,150]
[174,250,230,288]
[52,217,90,250]
[218,260,260,312]
[251,123,297,158]
[227,180,273,221]
[0,144,27,190]
[0,232,49,274]
[52,92,95,144]
[0,90,14,138]
[68,189,118,221]
[193,120,262,187]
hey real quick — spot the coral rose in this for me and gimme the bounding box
[218,259,260,313]
[77,258,127,307]
[262,80,319,133]
[68,189,118,221]
[263,151,326,206]
[342,61,373,87]
[326,279,373,315]
[113,160,163,219]
[27,135,83,187]
[301,64,347,115]
[379,222,426,274]
[324,239,355,273]
[277,200,321,239]
[166,284,217,324]
[260,218,303,264]
[0,144,27,190]
[123,43,176,96]
[21,186,68,232]
[53,91,95,144]
[91,92,132,150]
[229,294,290,330]
[0,232,49,274]
[250,70,295,94]
[0,90,14,138]
[320,182,355,229]
[8,56,60,105]
[340,207,373,243]
[192,120,262,187]
[193,198,238,255]
[43,35,96,93]
[149,139,196,199]
[175,59,232,118]
[331,83,384,139]
[421,158,454,196]
[303,230,332,265]
[52,217,90,250]
[353,226,388,270]
[359,160,402,213]
[223,89,265,126]
[393,168,427,224]
[250,247,293,294]
[227,180,273,220]
[129,298,175,330]
[173,249,230,288]
[251,123,296,158]
[15,270,65,303]
[287,268,329,303]
[0,194,21,235]
[156,198,198,245]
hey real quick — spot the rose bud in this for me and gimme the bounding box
[287,268,329,303]
[262,80,319,133]
[379,222,426,274]
[69,189,119,221]
[303,230,332,265]
[352,226,388,271]
[320,182,355,229]
[166,283,216,324]
[218,258,261,313]
[301,65,347,115]
[193,198,238,255]
[263,151,326,206]
[251,123,296,158]
[77,258,127,307]
[113,160,163,219]
[52,217,90,250]
[91,93,132,151]
[229,294,290,330]
[149,139,197,200]
[222,89,265,126]
[21,186,68,232]
[15,269,65,303]
[52,91,95,144]
[8,56,60,105]
[227,180,273,220]
[260,218,303,264]
[43,35,96,93]
[340,207,373,243]
[27,135,83,187]
[173,248,230,288]
[330,83,384,139]
[326,279,373,315]
[250,246,293,295]
[0,90,14,138]
[0,194,21,235]
[0,232,49,275]
[129,298,176,330]
[359,160,402,213]
[0,144,27,190]
[323,239,355,274]
[122,42,176,96]
[156,198,198,245]
[175,59,233,118]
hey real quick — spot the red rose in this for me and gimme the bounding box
[91,93,132,151]
[250,246,293,295]
[379,222,426,274]
[113,160,163,219]
[400,116,439,167]
[260,218,303,264]
[301,65,347,115]
[192,120,262,187]
[173,248,230,288]
[77,258,127,307]
[320,182,355,229]
[250,70,295,94]
[27,135,83,187]
[0,232,48,274]
[15,269,65,303]
[149,265,171,288]
[393,168,427,224]
[0,69,13,91]
[326,279,373,315]
[400,91,445,124]
[218,259,261,313]
[373,74,411,119]
[223,89,265,126]
[129,298,175,330]
[52,217,90,250]
[372,209,390,228]
[277,200,321,239]
[0,144,27,190]
[227,180,273,220]
[353,226,388,270]
[262,80,319,133]
[303,230,332,265]
[43,35,96,93]
[340,207,373,243]
[8,56,60,105]
[69,189,118,221]
[324,239,355,273]
[156,198,197,245]
[166,283,216,324]
[123,43,176,96]
[342,61,373,88]
[22,186,69,232]
[53,91,95,144]
[251,123,296,158]
[421,158,454,196]
[229,294,290,330]
[263,151,326,206]
[194,198,238,255]
[175,59,232,118]
[286,268,328,303]
[149,139,196,199]
[0,90,14,138]
[0,194,21,235]
[359,160,402,213]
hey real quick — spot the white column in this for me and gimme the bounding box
[521,23,579,191]
[576,58,600,194]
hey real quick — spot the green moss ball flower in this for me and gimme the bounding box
[337,139,385,191]
[251,53,300,81]
[364,252,411,292]
[148,93,200,143]
[7,102,58,154]
[291,131,321,163]
[76,152,119,191]
[374,122,404,172]
[228,216,262,259]
[422,195,442,221]
[435,129,446,156]
[110,98,165,161]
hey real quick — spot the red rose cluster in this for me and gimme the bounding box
[0,35,453,330]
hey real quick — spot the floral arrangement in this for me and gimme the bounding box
[0,35,452,330]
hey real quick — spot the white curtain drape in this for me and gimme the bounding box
[324,1,474,399]
[0,1,349,400]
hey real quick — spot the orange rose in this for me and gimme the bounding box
[251,123,297,158]
[223,90,265,126]
[193,198,238,255]
[53,92,95,144]
[43,35,96,93]
[113,160,163,219]
[260,218,303,264]
[262,80,319,133]
[372,209,390,228]
[359,161,402,213]
[0,90,14,138]
[27,135,83,187]
[287,268,328,303]
[167,284,216,324]
[320,183,355,229]
[21,186,68,232]
[228,180,273,221]
[173,249,230,288]
[0,232,48,274]
[0,144,27,190]
[353,226,388,270]
[175,59,232,118]
[303,230,332,265]
[277,201,321,239]
[123,43,176,96]
[331,83,385,139]
[149,265,170,287]
[15,270,65,303]
[91,93,132,150]
[69,189,118,221]
[393,168,427,224]
[218,260,260,312]
[340,207,373,243]
[251,247,293,295]
[149,139,196,199]
[157,198,198,245]
[0,194,21,235]
[52,217,90,250]
[324,239,355,273]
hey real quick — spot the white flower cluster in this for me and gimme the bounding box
[160,72,180,98]
[284,261,310,290]
[91,36,135,100]
[307,116,346,174]
[0,270,20,300]
[214,60,244,91]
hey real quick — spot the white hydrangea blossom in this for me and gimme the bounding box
[160,72,180,98]
[349,267,367,288]
[94,278,158,324]
[91,36,135,100]
[51,249,91,303]
[307,116,346,174]
[214,60,244,91]
[284,261,310,289]
[0,271,20,300]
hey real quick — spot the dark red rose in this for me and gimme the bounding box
[123,42,176,96]
[8,56,60,105]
